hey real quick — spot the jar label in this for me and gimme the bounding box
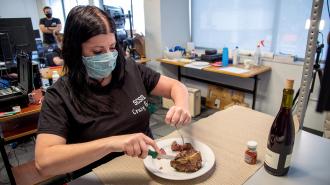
[285,154,292,168]
[265,148,279,169]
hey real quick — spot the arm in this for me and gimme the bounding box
[53,56,64,65]
[151,75,191,126]
[35,133,161,176]
[56,24,62,32]
[39,24,62,34]
[39,24,53,34]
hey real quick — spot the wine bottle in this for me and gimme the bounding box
[264,79,295,176]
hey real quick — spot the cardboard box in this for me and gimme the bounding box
[206,85,247,110]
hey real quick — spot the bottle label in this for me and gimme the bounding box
[265,148,279,169]
[285,154,292,168]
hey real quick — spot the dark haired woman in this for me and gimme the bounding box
[35,6,191,176]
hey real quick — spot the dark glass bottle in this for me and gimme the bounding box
[264,79,295,176]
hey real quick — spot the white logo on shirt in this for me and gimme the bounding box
[132,95,148,115]
[132,95,146,105]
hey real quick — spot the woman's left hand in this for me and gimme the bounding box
[165,106,191,126]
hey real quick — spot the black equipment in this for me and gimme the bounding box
[103,5,128,44]
[0,18,37,64]
[0,18,36,111]
[293,41,324,108]
[0,32,12,62]
[0,53,32,111]
[201,49,221,62]
[103,5,140,59]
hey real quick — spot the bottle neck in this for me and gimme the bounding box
[281,89,294,109]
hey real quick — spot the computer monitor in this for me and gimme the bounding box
[0,18,37,62]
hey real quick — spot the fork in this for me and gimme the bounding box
[175,125,185,144]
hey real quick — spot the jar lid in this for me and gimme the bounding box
[247,140,257,150]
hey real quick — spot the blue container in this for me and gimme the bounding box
[222,47,229,67]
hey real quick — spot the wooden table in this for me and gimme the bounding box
[0,89,42,142]
[157,59,271,109]
[0,90,42,184]
[136,58,151,64]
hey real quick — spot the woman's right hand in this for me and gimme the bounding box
[110,133,161,159]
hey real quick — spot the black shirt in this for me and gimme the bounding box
[39,17,61,44]
[37,59,161,144]
[45,47,62,66]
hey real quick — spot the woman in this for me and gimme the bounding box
[35,6,191,176]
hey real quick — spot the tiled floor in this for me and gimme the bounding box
[0,98,217,184]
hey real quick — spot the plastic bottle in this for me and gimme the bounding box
[245,140,258,165]
[254,44,261,66]
[52,71,60,83]
[233,46,239,65]
[222,47,229,67]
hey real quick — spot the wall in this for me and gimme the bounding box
[0,0,40,29]
[144,0,190,76]
[144,0,162,68]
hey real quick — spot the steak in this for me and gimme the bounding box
[171,141,193,151]
[170,141,202,172]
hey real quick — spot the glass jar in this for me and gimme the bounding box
[245,140,257,165]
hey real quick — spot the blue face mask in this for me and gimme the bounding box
[82,50,118,80]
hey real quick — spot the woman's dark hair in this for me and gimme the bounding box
[62,5,126,115]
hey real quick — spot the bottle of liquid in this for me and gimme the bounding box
[52,71,60,84]
[254,44,261,65]
[233,46,239,65]
[264,79,295,176]
[222,47,229,67]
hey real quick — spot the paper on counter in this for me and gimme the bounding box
[184,63,210,70]
[218,67,250,74]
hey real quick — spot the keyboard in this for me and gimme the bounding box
[0,86,22,97]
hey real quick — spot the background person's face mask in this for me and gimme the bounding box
[82,50,118,80]
[45,13,52,18]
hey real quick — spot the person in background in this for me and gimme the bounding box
[44,31,63,66]
[35,6,191,177]
[50,31,64,66]
[39,6,62,48]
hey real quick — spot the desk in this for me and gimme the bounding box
[157,59,271,109]
[0,89,42,142]
[137,57,151,64]
[0,104,40,142]
[0,90,41,184]
[70,106,329,185]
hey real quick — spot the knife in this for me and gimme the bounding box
[148,149,175,160]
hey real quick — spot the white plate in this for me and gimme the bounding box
[143,138,215,180]
[191,61,210,66]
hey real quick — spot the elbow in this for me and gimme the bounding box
[177,81,188,94]
[35,156,53,177]
[35,160,44,175]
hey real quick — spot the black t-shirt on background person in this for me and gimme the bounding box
[39,17,61,44]
[37,59,161,144]
[45,47,62,66]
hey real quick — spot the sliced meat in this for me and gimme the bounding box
[171,141,193,151]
